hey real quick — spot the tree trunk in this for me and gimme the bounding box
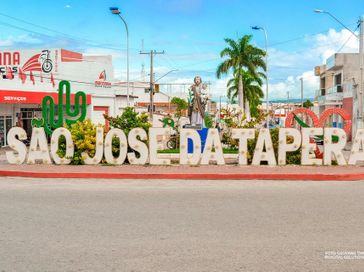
[238,73,244,113]
[245,100,251,121]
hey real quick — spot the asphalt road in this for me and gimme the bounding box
[0,178,364,272]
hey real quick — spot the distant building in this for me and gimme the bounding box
[0,48,134,146]
[314,53,360,138]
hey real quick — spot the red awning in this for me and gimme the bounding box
[0,90,92,104]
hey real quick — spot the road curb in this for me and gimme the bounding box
[1,170,364,181]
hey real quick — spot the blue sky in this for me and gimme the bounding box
[0,0,363,101]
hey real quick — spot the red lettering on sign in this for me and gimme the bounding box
[0,51,21,65]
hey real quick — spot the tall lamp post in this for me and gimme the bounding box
[252,26,269,127]
[110,7,130,107]
[314,10,363,130]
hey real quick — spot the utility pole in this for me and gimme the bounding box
[300,77,304,107]
[141,39,145,82]
[140,50,165,122]
[359,16,364,128]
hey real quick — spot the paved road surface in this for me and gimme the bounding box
[0,178,364,272]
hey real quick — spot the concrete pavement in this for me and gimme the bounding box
[1,178,364,271]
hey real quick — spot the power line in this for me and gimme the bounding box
[269,22,357,47]
[0,12,126,50]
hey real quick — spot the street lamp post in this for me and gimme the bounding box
[252,26,269,127]
[110,7,130,107]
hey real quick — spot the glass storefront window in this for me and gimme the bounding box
[0,116,13,146]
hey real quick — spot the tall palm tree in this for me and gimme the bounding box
[227,70,264,117]
[216,35,266,113]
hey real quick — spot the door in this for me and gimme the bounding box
[0,118,4,146]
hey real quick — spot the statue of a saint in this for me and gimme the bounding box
[188,76,208,127]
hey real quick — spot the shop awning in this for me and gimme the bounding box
[0,90,92,104]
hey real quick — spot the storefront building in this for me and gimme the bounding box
[0,48,132,146]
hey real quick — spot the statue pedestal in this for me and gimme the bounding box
[188,128,209,153]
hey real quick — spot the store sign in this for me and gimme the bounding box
[0,51,20,75]
[3,95,27,102]
[94,70,111,88]
[5,126,364,166]
[0,90,92,104]
[0,50,53,76]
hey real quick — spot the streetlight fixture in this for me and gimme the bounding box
[252,25,269,127]
[314,9,363,130]
[314,10,358,37]
[110,7,130,107]
[154,69,178,83]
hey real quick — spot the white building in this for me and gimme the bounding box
[0,48,133,146]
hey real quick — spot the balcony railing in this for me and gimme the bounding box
[326,84,342,94]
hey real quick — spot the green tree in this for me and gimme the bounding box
[216,35,266,114]
[104,107,151,136]
[303,99,313,108]
[204,114,213,128]
[227,70,264,117]
[171,97,188,123]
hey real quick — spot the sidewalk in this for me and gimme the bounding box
[1,146,364,181]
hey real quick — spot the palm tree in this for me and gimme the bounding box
[216,35,266,114]
[227,70,264,117]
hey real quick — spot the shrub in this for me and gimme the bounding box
[246,128,301,164]
[57,119,103,165]
[204,114,213,128]
[104,107,151,136]
[104,107,151,161]
[171,97,188,121]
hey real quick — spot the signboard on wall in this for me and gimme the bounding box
[0,48,115,94]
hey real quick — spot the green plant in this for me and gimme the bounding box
[303,99,314,108]
[104,107,151,162]
[246,128,301,164]
[216,35,266,114]
[204,114,214,128]
[227,70,265,118]
[171,97,188,122]
[104,107,151,136]
[57,119,103,165]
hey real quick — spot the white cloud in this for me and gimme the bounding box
[0,34,43,47]
[269,28,359,70]
[65,4,71,8]
[83,48,124,59]
[267,28,358,100]
[268,70,319,100]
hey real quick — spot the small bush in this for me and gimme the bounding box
[57,119,103,165]
[246,128,301,164]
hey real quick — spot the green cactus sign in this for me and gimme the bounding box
[32,80,87,135]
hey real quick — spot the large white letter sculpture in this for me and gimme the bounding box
[252,129,276,166]
[127,128,149,165]
[301,128,323,165]
[104,128,128,165]
[180,129,202,165]
[231,129,255,165]
[278,128,301,165]
[323,128,347,165]
[149,128,171,165]
[201,129,225,165]
[50,127,74,164]
[6,127,28,164]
